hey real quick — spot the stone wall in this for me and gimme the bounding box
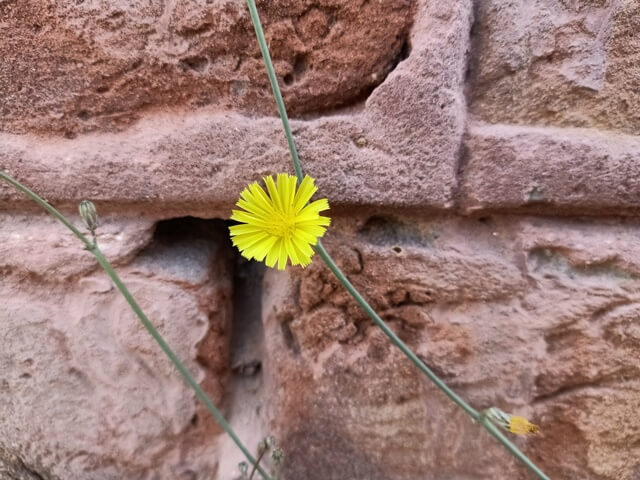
[1,1,639,479]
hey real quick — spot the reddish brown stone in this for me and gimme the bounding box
[460,122,640,215]
[0,0,416,135]
[3,0,640,478]
[0,0,469,214]
[0,217,233,479]
[260,214,640,480]
[469,0,640,135]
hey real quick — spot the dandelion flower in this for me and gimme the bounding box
[484,407,540,435]
[229,173,330,270]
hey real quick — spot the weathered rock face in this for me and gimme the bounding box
[0,0,466,214]
[265,215,640,480]
[469,0,640,135]
[0,0,415,135]
[459,123,640,215]
[2,0,640,479]
[0,217,233,479]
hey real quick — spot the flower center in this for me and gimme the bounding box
[266,212,297,239]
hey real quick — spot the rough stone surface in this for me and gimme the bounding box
[262,214,640,480]
[0,213,155,279]
[459,122,640,215]
[0,111,456,214]
[2,0,640,478]
[0,0,415,135]
[469,0,640,135]
[0,218,234,479]
[0,0,469,213]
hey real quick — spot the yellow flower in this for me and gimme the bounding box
[229,173,330,270]
[484,407,540,435]
[508,415,540,435]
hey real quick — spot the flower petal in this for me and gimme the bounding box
[229,223,265,236]
[264,176,283,213]
[249,182,276,213]
[232,231,270,253]
[265,238,281,268]
[293,175,317,213]
[230,210,272,227]
[277,239,288,270]
[245,235,278,262]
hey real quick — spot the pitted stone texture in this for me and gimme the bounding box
[0,0,415,135]
[519,218,640,480]
[260,215,640,480]
[0,218,233,480]
[0,446,47,480]
[469,0,640,134]
[460,122,640,215]
[0,0,469,214]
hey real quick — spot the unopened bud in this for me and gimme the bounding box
[78,200,99,232]
[484,407,539,435]
[257,438,269,454]
[238,461,248,476]
[271,446,285,465]
[265,435,276,448]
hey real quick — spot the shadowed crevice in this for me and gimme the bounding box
[0,446,51,480]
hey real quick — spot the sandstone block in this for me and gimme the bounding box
[469,0,640,135]
[0,0,415,135]
[0,218,233,479]
[0,0,469,213]
[259,214,640,479]
[460,122,640,215]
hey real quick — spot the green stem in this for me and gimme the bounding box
[317,242,549,479]
[244,2,551,479]
[0,171,272,480]
[245,0,303,182]
[91,249,271,480]
[248,447,268,480]
[314,241,478,419]
[0,173,91,248]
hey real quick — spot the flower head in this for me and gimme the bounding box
[484,407,540,435]
[78,200,99,232]
[229,173,330,270]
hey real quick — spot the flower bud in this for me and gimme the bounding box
[257,438,269,454]
[271,446,285,465]
[78,200,99,232]
[484,407,539,435]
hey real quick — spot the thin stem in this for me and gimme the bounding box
[244,2,551,479]
[0,171,272,480]
[91,249,271,480]
[248,447,268,480]
[314,241,478,419]
[245,0,304,182]
[0,172,92,248]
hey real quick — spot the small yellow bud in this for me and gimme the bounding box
[484,407,539,436]
[509,415,540,435]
